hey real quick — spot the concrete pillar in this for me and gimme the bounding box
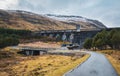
[76,25,81,32]
[26,51,29,56]
[55,34,59,38]
[39,51,44,55]
[49,34,53,38]
[39,51,41,55]
[62,33,67,41]
[31,51,33,56]
[56,34,60,41]
[69,34,74,43]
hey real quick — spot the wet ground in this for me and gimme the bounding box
[64,51,118,76]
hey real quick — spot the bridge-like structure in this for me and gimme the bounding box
[33,28,103,48]
[18,47,57,56]
[16,27,118,56]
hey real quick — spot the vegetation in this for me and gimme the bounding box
[84,29,120,50]
[0,45,90,76]
[0,54,90,76]
[107,55,120,76]
[48,54,90,76]
[84,38,92,49]
[0,28,62,48]
[0,28,31,36]
[0,34,19,48]
[84,29,120,75]
[0,28,32,48]
[0,47,19,59]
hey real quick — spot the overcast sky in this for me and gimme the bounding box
[0,0,120,27]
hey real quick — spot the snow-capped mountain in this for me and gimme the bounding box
[46,14,87,22]
[0,9,107,31]
[45,14,107,29]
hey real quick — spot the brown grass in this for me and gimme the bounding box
[19,41,61,48]
[10,54,90,76]
[106,55,120,76]
[0,47,90,76]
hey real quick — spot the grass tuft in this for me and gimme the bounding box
[107,55,120,76]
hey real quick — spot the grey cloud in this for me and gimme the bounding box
[0,0,120,27]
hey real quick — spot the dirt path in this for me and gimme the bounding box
[64,51,118,76]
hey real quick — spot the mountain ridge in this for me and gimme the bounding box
[0,9,107,31]
[45,14,106,29]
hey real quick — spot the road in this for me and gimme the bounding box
[64,51,118,76]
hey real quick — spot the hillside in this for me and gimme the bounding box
[46,14,107,29]
[0,9,106,31]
